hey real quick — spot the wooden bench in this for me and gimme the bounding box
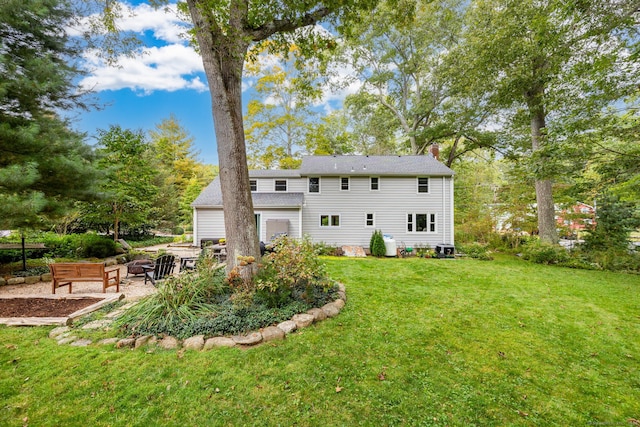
[49,263,120,294]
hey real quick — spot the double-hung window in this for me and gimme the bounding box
[370,177,379,191]
[407,213,436,233]
[340,177,349,191]
[417,177,429,193]
[308,177,320,193]
[275,180,287,192]
[249,180,257,192]
[365,213,375,227]
[320,214,340,227]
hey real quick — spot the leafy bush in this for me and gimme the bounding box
[77,234,117,258]
[256,235,334,307]
[456,243,493,260]
[573,248,640,273]
[521,241,569,265]
[487,232,537,251]
[117,235,339,339]
[313,241,341,256]
[583,194,640,252]
[10,266,50,277]
[369,230,386,257]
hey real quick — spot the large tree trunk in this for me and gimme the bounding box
[529,94,558,244]
[187,3,260,276]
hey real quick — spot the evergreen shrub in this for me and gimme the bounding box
[370,230,386,257]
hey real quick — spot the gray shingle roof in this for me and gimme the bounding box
[299,155,454,176]
[249,169,300,178]
[192,177,303,208]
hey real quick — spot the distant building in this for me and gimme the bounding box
[556,202,596,235]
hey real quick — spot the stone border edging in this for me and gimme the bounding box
[49,283,347,351]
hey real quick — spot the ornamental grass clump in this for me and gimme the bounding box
[116,264,229,337]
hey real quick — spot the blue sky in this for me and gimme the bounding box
[69,2,357,166]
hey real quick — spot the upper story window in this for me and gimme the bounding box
[308,177,320,193]
[340,177,350,191]
[370,177,379,191]
[250,180,257,192]
[275,180,287,192]
[417,177,429,193]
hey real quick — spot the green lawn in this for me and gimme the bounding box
[1,256,639,426]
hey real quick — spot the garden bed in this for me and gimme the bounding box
[0,294,123,326]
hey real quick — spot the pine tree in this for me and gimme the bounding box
[0,0,97,230]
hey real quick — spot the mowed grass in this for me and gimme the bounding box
[1,255,639,426]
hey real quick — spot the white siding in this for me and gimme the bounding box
[254,177,306,193]
[301,176,454,248]
[255,209,301,241]
[195,207,301,245]
[195,175,453,249]
[195,209,226,246]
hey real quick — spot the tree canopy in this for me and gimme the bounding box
[0,0,98,230]
[457,0,640,243]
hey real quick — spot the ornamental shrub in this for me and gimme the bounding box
[521,241,569,265]
[255,235,333,307]
[370,230,386,257]
[456,242,493,260]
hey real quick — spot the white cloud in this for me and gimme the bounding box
[75,2,206,94]
[114,3,189,44]
[79,44,206,94]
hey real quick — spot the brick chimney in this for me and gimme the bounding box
[428,143,439,160]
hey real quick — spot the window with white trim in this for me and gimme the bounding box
[250,180,257,192]
[340,177,349,191]
[320,214,340,227]
[370,177,379,191]
[417,177,429,193]
[308,177,320,193]
[365,213,375,227]
[275,179,287,192]
[407,213,436,233]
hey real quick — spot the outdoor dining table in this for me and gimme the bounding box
[208,244,227,262]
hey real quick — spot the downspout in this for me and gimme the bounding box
[450,176,455,245]
[299,202,303,239]
[442,177,446,243]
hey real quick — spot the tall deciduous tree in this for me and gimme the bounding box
[149,115,216,229]
[0,0,98,229]
[338,0,487,157]
[177,0,377,275]
[85,126,157,241]
[459,0,639,243]
[245,47,320,169]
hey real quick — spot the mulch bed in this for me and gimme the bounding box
[0,298,103,318]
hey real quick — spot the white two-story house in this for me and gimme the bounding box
[192,155,455,249]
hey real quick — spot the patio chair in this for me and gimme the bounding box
[143,254,176,286]
[179,256,198,272]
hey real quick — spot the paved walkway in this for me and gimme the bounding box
[0,243,202,299]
